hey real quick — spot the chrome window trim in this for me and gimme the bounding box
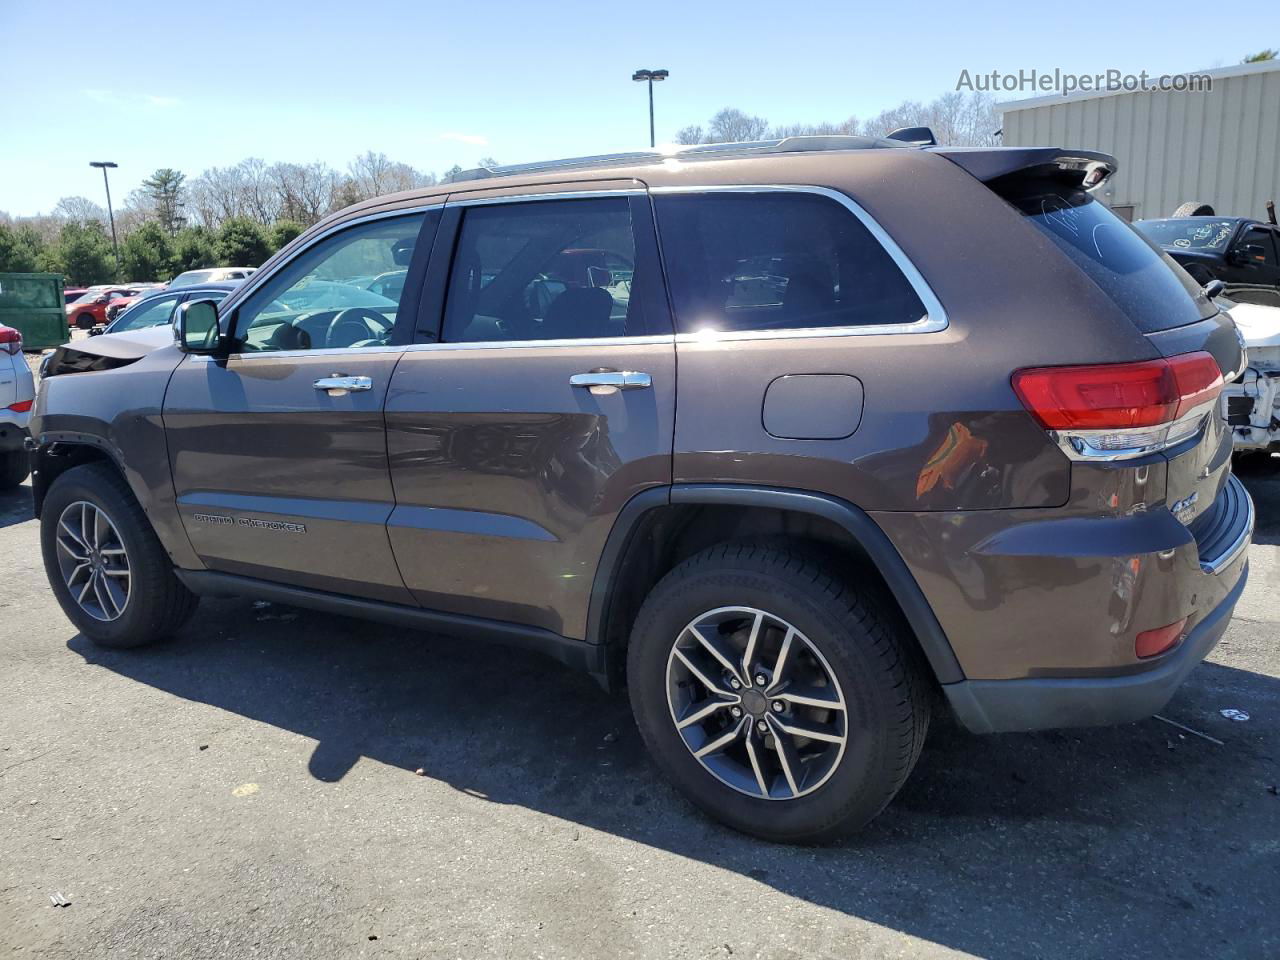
[208,183,944,359]
[401,333,674,353]
[214,202,446,320]
[188,335,677,362]
[649,184,948,339]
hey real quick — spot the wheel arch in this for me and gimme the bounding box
[585,483,964,690]
[31,437,126,518]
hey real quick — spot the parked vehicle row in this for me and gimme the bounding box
[30,134,1253,843]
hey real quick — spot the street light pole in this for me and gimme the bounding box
[631,69,669,147]
[89,161,120,279]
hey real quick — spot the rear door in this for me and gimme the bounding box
[163,207,439,603]
[384,185,675,639]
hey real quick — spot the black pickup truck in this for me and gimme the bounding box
[1136,210,1280,289]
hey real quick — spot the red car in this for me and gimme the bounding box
[65,286,147,330]
[104,284,167,322]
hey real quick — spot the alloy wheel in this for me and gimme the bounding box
[54,500,131,622]
[665,606,847,800]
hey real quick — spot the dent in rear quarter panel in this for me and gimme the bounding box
[33,343,201,570]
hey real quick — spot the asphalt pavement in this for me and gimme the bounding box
[1,461,1278,959]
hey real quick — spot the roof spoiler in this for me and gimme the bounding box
[932,147,1118,189]
[885,126,937,146]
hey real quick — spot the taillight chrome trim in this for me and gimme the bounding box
[1049,398,1219,462]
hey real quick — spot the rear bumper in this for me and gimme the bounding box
[943,561,1248,733]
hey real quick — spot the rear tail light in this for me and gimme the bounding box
[0,326,21,356]
[7,400,32,413]
[1135,617,1188,659]
[1012,352,1224,460]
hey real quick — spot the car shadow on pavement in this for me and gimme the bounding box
[0,482,34,530]
[67,600,1280,959]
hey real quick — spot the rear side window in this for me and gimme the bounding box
[654,191,927,334]
[1001,183,1214,333]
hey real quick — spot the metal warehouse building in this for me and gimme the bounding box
[999,60,1280,223]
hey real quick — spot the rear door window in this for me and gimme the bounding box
[442,197,651,342]
[653,191,927,334]
[1002,183,1214,333]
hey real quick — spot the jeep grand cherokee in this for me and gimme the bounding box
[31,135,1253,842]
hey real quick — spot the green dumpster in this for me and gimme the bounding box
[0,273,67,350]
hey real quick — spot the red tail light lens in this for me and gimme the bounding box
[7,400,32,413]
[1135,617,1188,659]
[0,326,21,356]
[1012,352,1223,431]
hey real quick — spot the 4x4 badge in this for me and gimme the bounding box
[1170,491,1199,525]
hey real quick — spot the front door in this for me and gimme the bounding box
[163,209,438,603]
[385,189,675,639]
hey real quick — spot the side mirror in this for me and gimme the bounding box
[94,295,109,305]
[1204,279,1226,300]
[174,299,222,354]
[586,265,613,288]
[1230,244,1267,266]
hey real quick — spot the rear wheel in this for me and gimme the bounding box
[627,543,930,843]
[40,462,196,648]
[0,450,29,489]
[1173,201,1216,217]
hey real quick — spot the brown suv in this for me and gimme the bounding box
[31,136,1254,842]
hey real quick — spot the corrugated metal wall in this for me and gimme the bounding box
[1001,64,1280,222]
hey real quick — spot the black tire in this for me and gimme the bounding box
[1173,201,1216,217]
[627,543,930,843]
[0,449,29,489]
[40,462,197,648]
[74,312,95,330]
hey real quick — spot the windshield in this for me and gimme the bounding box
[1134,218,1239,252]
[1004,185,1214,333]
[70,289,105,304]
[169,270,215,288]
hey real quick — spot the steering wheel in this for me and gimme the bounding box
[325,307,392,349]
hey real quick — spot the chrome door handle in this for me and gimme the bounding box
[314,375,372,396]
[568,371,652,392]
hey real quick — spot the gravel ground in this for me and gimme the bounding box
[1,461,1278,960]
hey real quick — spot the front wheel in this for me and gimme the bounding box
[40,462,197,648]
[627,543,930,843]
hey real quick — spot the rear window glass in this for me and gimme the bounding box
[1134,218,1237,251]
[654,192,927,334]
[1003,184,1213,333]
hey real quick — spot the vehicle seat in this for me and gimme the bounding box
[267,322,311,351]
[541,287,614,339]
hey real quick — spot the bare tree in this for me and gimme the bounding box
[238,158,282,224]
[53,196,107,223]
[707,108,770,143]
[674,125,704,145]
[270,162,339,226]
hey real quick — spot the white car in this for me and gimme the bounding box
[167,267,258,288]
[0,324,35,489]
[1219,289,1280,453]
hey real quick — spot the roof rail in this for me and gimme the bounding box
[447,132,928,184]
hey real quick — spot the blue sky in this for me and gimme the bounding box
[1,0,1273,216]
